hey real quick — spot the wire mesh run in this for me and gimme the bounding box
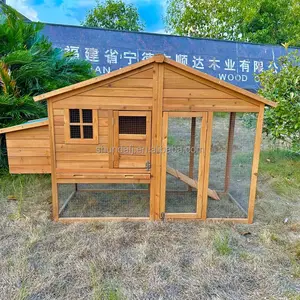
[165,117,202,213]
[58,183,150,218]
[119,116,146,134]
[207,113,257,218]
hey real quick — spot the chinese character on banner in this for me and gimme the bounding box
[239,60,250,73]
[268,60,279,73]
[225,59,236,71]
[124,51,137,65]
[254,61,264,73]
[64,46,80,58]
[142,52,154,60]
[105,49,119,64]
[192,56,204,70]
[176,54,188,65]
[209,58,220,71]
[85,48,99,62]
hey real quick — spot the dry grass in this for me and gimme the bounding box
[0,162,300,299]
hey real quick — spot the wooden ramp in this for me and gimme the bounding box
[166,166,220,200]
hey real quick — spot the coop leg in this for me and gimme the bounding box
[224,112,236,193]
[188,117,196,191]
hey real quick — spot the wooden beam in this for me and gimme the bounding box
[201,112,213,219]
[188,117,196,191]
[160,112,168,216]
[224,112,236,193]
[150,63,164,220]
[48,100,59,221]
[248,105,265,223]
[59,217,150,223]
[166,165,220,200]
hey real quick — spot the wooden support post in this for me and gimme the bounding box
[150,62,164,220]
[201,112,213,220]
[48,100,59,221]
[224,112,236,193]
[248,105,265,223]
[188,117,196,191]
[160,112,168,216]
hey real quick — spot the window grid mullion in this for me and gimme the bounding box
[79,109,83,139]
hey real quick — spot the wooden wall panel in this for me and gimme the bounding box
[6,125,51,174]
[50,66,155,177]
[163,66,260,112]
[53,108,111,175]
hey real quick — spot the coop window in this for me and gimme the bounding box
[119,116,146,134]
[65,109,98,144]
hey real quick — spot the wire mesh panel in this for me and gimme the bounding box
[207,113,257,218]
[119,116,146,134]
[165,117,202,213]
[58,183,150,218]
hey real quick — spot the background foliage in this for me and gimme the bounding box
[82,0,144,31]
[166,0,300,46]
[258,51,300,152]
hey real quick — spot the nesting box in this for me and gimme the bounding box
[0,55,276,223]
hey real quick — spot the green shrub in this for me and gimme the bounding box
[258,51,300,152]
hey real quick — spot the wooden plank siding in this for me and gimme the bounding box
[6,125,51,174]
[163,66,260,112]
[51,66,154,178]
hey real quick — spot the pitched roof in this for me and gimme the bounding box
[33,54,277,107]
[0,118,48,134]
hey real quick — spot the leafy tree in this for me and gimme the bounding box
[82,0,144,31]
[0,4,95,128]
[258,51,300,152]
[166,0,300,46]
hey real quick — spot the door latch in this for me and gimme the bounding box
[146,161,151,171]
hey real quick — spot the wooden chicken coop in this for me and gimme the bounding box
[0,54,276,223]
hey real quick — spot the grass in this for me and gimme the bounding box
[213,232,232,255]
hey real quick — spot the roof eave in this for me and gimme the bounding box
[0,119,49,134]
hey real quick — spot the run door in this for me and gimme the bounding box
[160,112,218,219]
[113,111,151,170]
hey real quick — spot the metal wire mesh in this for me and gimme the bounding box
[69,109,80,123]
[207,113,257,218]
[83,125,93,139]
[58,183,150,218]
[82,109,93,123]
[119,116,146,134]
[70,125,81,138]
[165,117,202,213]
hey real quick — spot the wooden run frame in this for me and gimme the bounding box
[160,111,208,220]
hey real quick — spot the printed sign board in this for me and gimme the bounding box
[42,23,298,91]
